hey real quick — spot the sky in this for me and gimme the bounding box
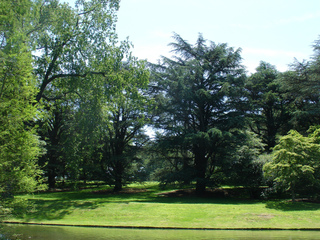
[115,0,320,73]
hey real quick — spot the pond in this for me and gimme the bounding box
[1,224,320,240]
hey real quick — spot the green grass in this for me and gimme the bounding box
[4,182,320,229]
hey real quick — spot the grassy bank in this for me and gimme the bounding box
[4,182,320,229]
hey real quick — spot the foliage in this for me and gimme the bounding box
[0,0,46,198]
[261,36,320,200]
[263,129,320,201]
[150,33,246,194]
[226,130,266,191]
[245,61,291,152]
[30,0,138,189]
[32,0,121,102]
[280,38,320,132]
[148,132,194,186]
[98,59,151,191]
[37,101,74,188]
[3,0,320,203]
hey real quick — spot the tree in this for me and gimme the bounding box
[32,0,122,103]
[263,129,320,201]
[226,130,266,195]
[99,60,150,191]
[245,61,291,152]
[38,101,74,188]
[148,132,194,186]
[280,37,320,132]
[0,0,45,198]
[29,0,135,188]
[150,33,246,194]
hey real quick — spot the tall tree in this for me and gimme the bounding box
[100,60,150,191]
[245,62,291,152]
[150,33,246,194]
[30,0,133,187]
[281,38,320,132]
[32,0,122,102]
[38,101,74,188]
[0,0,45,197]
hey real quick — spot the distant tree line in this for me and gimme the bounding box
[1,0,320,202]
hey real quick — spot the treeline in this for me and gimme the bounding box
[1,0,320,201]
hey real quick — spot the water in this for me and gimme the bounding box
[1,224,320,240]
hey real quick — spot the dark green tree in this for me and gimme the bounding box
[148,132,194,186]
[226,131,265,190]
[245,61,291,152]
[38,101,74,188]
[150,33,246,194]
[280,38,320,132]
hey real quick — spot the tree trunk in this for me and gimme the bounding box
[113,158,124,192]
[48,170,56,189]
[194,146,207,195]
[265,106,277,152]
[291,182,296,202]
[113,177,122,192]
[196,179,206,195]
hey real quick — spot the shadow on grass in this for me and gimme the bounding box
[10,187,263,222]
[11,186,320,223]
[11,198,103,222]
[265,200,320,211]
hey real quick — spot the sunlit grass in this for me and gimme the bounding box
[5,182,320,229]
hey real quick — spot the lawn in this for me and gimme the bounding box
[4,182,320,229]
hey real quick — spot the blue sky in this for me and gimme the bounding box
[116,0,320,73]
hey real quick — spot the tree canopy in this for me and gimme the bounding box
[263,129,320,201]
[245,61,291,152]
[150,33,247,194]
[0,0,46,197]
[2,0,320,201]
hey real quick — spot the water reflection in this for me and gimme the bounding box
[1,224,320,240]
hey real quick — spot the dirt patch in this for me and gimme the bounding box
[257,214,274,219]
[291,198,320,203]
[157,189,195,197]
[243,213,275,221]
